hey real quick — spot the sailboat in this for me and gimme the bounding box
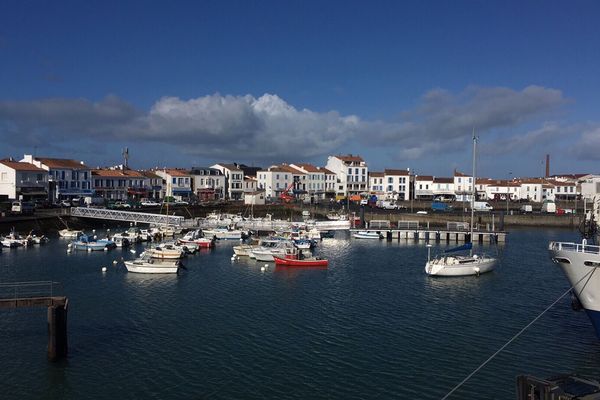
[425,131,497,277]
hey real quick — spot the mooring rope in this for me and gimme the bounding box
[440,266,597,400]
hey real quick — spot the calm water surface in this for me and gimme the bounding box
[1,228,599,399]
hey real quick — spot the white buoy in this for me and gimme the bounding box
[112,260,118,265]
[87,248,92,252]
[66,249,71,254]
[130,249,136,254]
[101,266,107,273]
[104,247,108,251]
[261,266,266,272]
[92,229,96,234]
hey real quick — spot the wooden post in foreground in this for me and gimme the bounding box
[47,300,68,361]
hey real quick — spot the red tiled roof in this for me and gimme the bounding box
[140,170,161,179]
[415,175,434,181]
[369,172,384,177]
[384,169,409,176]
[34,157,89,169]
[433,177,454,183]
[0,160,46,172]
[293,163,321,173]
[454,171,469,177]
[92,169,144,178]
[318,167,335,175]
[335,154,364,162]
[161,169,190,177]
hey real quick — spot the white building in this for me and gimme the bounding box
[382,169,411,201]
[325,154,368,198]
[0,159,48,201]
[21,155,92,201]
[154,169,192,200]
[369,172,385,196]
[432,177,455,200]
[243,176,258,195]
[320,167,337,196]
[483,180,521,201]
[548,179,577,200]
[414,176,434,200]
[141,171,163,200]
[211,163,244,200]
[518,179,555,203]
[453,171,474,201]
[257,165,305,199]
[289,163,327,202]
[578,175,600,201]
[189,167,225,201]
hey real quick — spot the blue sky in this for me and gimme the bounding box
[1,0,599,178]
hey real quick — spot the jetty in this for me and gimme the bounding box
[0,281,68,361]
[353,220,507,243]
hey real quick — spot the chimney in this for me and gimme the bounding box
[545,154,550,177]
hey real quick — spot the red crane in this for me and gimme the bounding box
[279,181,296,203]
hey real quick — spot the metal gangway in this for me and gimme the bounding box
[70,207,184,227]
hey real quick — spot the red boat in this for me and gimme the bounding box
[178,238,215,248]
[273,256,328,267]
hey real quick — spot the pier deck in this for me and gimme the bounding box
[350,228,507,243]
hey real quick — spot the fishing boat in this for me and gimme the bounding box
[178,229,215,248]
[124,252,181,274]
[352,231,383,239]
[58,229,84,239]
[26,231,49,244]
[70,234,116,251]
[2,228,32,247]
[273,256,328,267]
[425,131,496,277]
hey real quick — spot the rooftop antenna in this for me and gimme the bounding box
[122,147,129,169]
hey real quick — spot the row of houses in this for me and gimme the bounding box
[0,153,598,204]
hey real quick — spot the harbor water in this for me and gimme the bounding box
[1,228,600,399]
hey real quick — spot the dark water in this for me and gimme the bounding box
[1,228,599,399]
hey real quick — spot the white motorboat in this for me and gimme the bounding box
[425,131,496,277]
[203,226,243,240]
[549,239,600,339]
[146,244,185,259]
[58,229,84,239]
[352,231,383,239]
[26,232,49,244]
[179,229,215,248]
[2,229,32,247]
[124,253,181,274]
[233,244,254,257]
[251,241,296,262]
[70,234,116,251]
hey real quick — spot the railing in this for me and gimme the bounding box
[0,281,61,300]
[549,241,600,255]
[70,207,184,226]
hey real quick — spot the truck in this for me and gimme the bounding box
[520,204,533,213]
[84,196,105,207]
[541,200,556,213]
[431,201,452,212]
[473,201,493,212]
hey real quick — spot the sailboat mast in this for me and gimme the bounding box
[470,129,476,256]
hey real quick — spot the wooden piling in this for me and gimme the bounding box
[47,300,68,361]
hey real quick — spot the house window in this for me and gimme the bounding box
[388,177,393,183]
[355,168,359,175]
[172,178,176,184]
[348,168,352,175]
[387,185,393,192]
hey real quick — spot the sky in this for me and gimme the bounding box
[1,0,599,178]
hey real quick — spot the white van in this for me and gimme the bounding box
[473,201,493,212]
[541,200,556,213]
[11,201,35,215]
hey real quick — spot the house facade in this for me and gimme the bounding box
[189,167,225,201]
[453,171,474,202]
[414,176,434,200]
[155,169,193,200]
[257,165,305,199]
[383,169,411,201]
[92,168,146,200]
[0,159,48,201]
[290,163,327,202]
[368,172,385,196]
[21,155,92,201]
[325,154,368,198]
[211,163,244,200]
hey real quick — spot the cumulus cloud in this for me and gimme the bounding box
[0,85,568,164]
[569,125,600,160]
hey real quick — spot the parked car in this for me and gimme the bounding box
[359,199,368,206]
[141,200,161,207]
[113,201,131,209]
[174,200,189,205]
[380,200,398,210]
[416,210,428,215]
[473,201,493,212]
[520,205,533,213]
[59,200,72,208]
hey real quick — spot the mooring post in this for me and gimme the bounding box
[47,300,68,361]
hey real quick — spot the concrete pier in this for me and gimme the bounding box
[351,228,507,243]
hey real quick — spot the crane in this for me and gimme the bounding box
[279,181,296,203]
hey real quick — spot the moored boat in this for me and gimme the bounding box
[146,244,185,259]
[549,240,600,338]
[70,235,116,251]
[352,231,383,239]
[273,256,328,267]
[178,229,215,248]
[203,226,243,240]
[124,253,181,274]
[59,229,84,239]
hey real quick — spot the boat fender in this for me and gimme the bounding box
[474,266,480,276]
[101,267,107,273]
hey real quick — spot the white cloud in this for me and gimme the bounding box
[0,85,569,164]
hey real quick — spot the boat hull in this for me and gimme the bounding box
[179,238,214,248]
[425,257,496,276]
[550,241,600,338]
[124,261,179,274]
[353,231,382,239]
[273,256,328,267]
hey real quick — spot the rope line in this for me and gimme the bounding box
[440,266,597,400]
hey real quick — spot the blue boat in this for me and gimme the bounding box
[70,234,115,252]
